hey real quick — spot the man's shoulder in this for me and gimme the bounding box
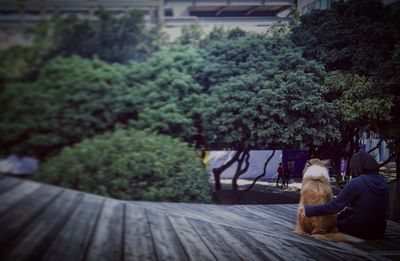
[342,177,363,190]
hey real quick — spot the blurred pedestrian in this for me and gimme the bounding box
[283,166,290,188]
[276,163,284,187]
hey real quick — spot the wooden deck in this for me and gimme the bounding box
[0,176,399,261]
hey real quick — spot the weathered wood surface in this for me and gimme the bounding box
[0,176,399,261]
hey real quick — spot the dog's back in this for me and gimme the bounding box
[298,164,336,235]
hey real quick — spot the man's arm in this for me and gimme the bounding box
[305,178,361,217]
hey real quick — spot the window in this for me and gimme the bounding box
[164,8,173,17]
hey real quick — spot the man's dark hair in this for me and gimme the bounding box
[350,152,379,177]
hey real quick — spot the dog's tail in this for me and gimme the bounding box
[311,233,364,243]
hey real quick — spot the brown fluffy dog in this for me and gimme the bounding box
[294,159,362,242]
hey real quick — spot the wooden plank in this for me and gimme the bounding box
[204,222,267,261]
[0,180,41,214]
[187,217,242,261]
[124,203,156,261]
[370,251,400,259]
[356,238,400,255]
[386,220,400,235]
[222,206,380,259]
[0,177,22,194]
[253,230,368,261]
[228,227,300,261]
[85,199,124,261]
[41,194,105,261]
[289,240,369,261]
[178,203,267,230]
[0,189,83,261]
[235,205,295,229]
[0,185,62,247]
[167,213,216,261]
[251,205,297,224]
[146,208,188,260]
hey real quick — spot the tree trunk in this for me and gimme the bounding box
[333,157,341,181]
[308,144,316,159]
[232,150,250,191]
[235,150,275,202]
[212,148,242,190]
[355,130,360,152]
[346,131,356,176]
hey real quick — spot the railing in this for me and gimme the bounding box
[190,0,295,5]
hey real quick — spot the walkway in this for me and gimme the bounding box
[0,176,399,261]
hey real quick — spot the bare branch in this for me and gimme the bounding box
[367,139,384,153]
[235,150,276,201]
[379,153,396,168]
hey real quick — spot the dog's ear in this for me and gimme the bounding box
[321,160,330,167]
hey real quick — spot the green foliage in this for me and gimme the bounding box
[0,46,37,81]
[0,20,53,82]
[324,71,392,126]
[373,43,400,153]
[0,56,135,158]
[202,35,340,149]
[291,0,400,76]
[124,46,208,146]
[179,23,204,47]
[227,27,247,39]
[291,0,400,173]
[0,10,165,83]
[267,22,291,37]
[50,10,166,63]
[203,26,228,43]
[198,34,324,87]
[36,129,211,202]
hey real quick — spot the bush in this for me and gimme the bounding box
[0,56,135,159]
[35,129,211,203]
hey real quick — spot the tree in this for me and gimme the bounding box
[0,56,135,159]
[291,0,400,76]
[198,26,248,48]
[0,10,166,85]
[0,20,53,83]
[291,0,400,177]
[124,45,209,149]
[317,71,392,176]
[201,35,340,190]
[50,10,166,63]
[178,23,204,47]
[374,43,400,221]
[201,26,228,44]
[36,129,212,202]
[227,27,247,39]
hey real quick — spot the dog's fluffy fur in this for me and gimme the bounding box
[294,159,362,242]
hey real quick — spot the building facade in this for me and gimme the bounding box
[161,0,294,41]
[297,0,400,15]
[1,0,398,47]
[0,0,159,48]
[0,0,295,47]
